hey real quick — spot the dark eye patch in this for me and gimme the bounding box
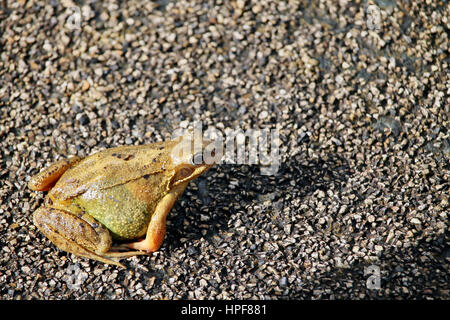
[174,166,195,182]
[180,167,194,178]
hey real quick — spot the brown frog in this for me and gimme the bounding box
[28,133,217,267]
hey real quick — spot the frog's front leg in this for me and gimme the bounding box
[28,156,83,191]
[127,182,189,252]
[33,206,146,268]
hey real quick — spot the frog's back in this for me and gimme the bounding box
[49,142,177,201]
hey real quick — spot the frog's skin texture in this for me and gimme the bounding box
[28,134,216,267]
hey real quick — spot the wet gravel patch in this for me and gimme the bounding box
[0,0,448,299]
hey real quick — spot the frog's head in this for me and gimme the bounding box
[168,131,220,188]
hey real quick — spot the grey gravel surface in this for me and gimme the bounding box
[0,0,449,299]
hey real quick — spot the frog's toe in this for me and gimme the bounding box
[109,243,131,251]
[104,250,150,258]
[109,243,151,255]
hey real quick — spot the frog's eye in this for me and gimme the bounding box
[190,152,203,165]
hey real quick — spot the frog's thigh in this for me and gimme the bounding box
[28,156,83,191]
[32,206,125,267]
[128,183,188,252]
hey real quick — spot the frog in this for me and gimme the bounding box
[28,133,218,268]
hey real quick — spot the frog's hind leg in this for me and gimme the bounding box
[33,206,144,268]
[28,156,83,191]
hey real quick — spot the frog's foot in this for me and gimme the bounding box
[28,156,83,191]
[127,234,163,253]
[33,206,131,268]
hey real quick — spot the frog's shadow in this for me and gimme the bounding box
[163,153,352,253]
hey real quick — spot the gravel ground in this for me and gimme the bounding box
[0,0,449,299]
